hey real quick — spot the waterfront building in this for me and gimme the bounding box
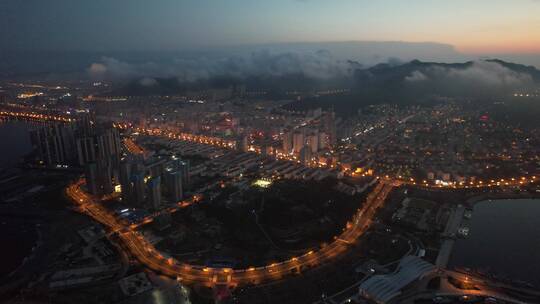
[30,123,76,166]
[146,176,161,210]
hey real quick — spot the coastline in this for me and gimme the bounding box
[435,190,540,268]
[465,191,540,206]
[446,195,540,287]
[0,121,41,297]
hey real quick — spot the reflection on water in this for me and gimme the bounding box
[0,121,37,277]
[0,120,33,168]
[449,199,540,287]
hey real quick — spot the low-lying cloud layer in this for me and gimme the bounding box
[405,61,533,87]
[88,50,360,82]
[87,47,539,102]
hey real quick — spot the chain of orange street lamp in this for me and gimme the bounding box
[66,178,393,285]
[4,109,536,191]
[377,175,538,189]
[0,110,74,123]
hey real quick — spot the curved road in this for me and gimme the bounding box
[66,179,396,286]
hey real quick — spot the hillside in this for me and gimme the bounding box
[284,59,540,116]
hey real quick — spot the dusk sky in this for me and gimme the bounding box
[1,0,539,54]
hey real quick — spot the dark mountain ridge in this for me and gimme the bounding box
[284,59,540,116]
[108,59,540,113]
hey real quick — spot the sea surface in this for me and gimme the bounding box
[448,198,540,287]
[0,120,37,278]
[0,120,33,169]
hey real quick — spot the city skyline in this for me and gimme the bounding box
[1,2,540,303]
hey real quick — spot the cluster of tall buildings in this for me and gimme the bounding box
[78,126,192,212]
[78,126,123,196]
[281,111,336,164]
[118,157,190,211]
[40,113,194,211]
[283,129,328,159]
[30,123,77,166]
[29,114,120,170]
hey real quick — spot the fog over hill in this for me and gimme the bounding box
[106,58,539,103]
[353,59,539,100]
[2,40,539,115]
[284,59,540,116]
[2,41,539,80]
